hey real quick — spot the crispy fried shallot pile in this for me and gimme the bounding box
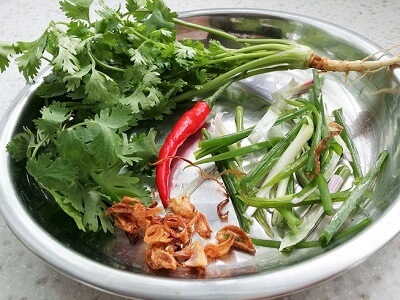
[106,195,255,271]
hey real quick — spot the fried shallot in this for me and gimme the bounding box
[215,225,256,255]
[107,195,256,271]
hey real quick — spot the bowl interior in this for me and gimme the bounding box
[1,9,400,298]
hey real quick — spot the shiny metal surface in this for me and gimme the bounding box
[0,9,399,299]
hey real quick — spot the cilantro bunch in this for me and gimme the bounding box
[2,0,242,233]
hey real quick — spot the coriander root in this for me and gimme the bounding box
[309,53,400,72]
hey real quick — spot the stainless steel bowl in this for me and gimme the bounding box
[0,9,399,300]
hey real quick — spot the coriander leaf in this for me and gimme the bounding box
[126,0,146,13]
[142,0,177,37]
[121,88,154,112]
[84,69,119,104]
[92,104,132,131]
[27,153,78,190]
[60,0,94,22]
[83,190,112,232]
[117,133,142,166]
[63,65,91,91]
[123,64,160,89]
[57,128,95,174]
[98,206,115,233]
[34,102,72,136]
[101,31,120,48]
[86,105,132,166]
[6,132,32,162]
[46,188,86,231]
[146,86,162,106]
[15,32,48,79]
[174,41,196,60]
[96,0,122,31]
[51,34,81,74]
[86,123,120,168]
[67,20,90,38]
[92,164,150,203]
[142,65,161,86]
[128,44,155,66]
[36,79,68,98]
[150,29,173,42]
[62,183,85,212]
[117,129,158,170]
[0,42,15,72]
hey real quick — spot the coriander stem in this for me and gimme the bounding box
[171,48,312,103]
[173,18,295,45]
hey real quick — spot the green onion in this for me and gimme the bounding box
[195,138,281,165]
[256,118,313,198]
[253,208,274,238]
[320,151,387,246]
[235,106,244,146]
[238,190,349,208]
[259,152,308,189]
[276,207,301,232]
[252,217,372,250]
[240,119,305,192]
[316,173,334,215]
[201,130,252,232]
[333,108,363,181]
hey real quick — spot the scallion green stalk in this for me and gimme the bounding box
[320,151,387,246]
[201,130,252,232]
[195,138,281,165]
[238,190,350,208]
[333,108,363,181]
[240,119,305,193]
[316,173,334,215]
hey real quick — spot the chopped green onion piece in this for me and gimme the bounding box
[320,151,387,246]
[240,119,305,192]
[238,190,350,208]
[201,130,252,232]
[253,208,274,238]
[276,207,301,232]
[195,138,281,165]
[316,173,334,215]
[333,108,363,181]
[259,152,308,188]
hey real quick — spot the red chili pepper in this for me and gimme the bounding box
[156,82,232,207]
